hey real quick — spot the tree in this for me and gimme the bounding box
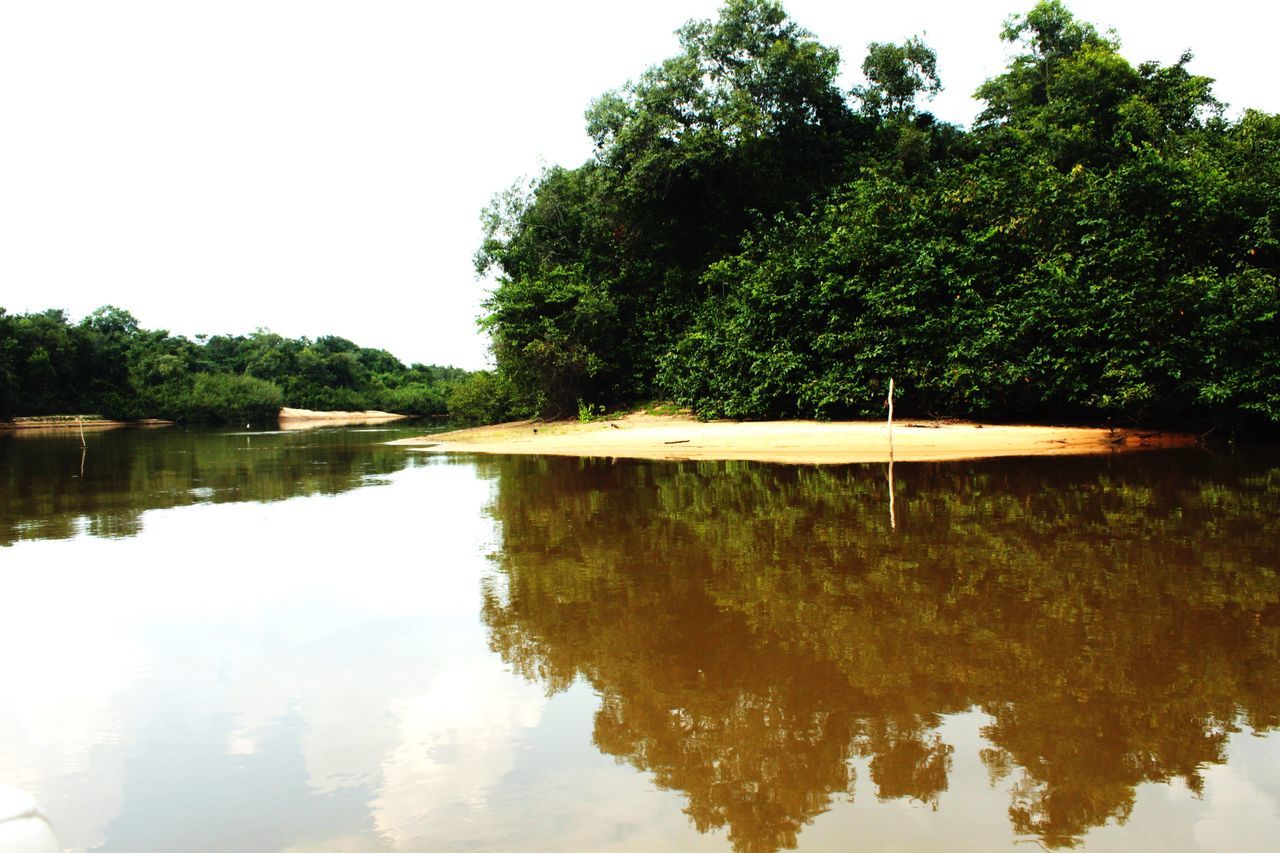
[77,306,142,415]
[0,310,20,418]
[853,36,941,118]
[974,1,1219,167]
[654,2,1279,431]
[481,265,619,416]
[0,305,470,422]
[480,0,862,415]
[445,370,517,425]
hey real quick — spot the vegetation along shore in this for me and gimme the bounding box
[0,305,474,425]
[472,0,1279,437]
[5,1,1277,439]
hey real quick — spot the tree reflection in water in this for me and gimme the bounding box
[0,426,428,546]
[477,452,1280,850]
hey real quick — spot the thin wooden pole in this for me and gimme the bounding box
[888,457,896,531]
[886,378,895,459]
[78,416,87,478]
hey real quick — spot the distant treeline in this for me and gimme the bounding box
[478,0,1279,432]
[0,305,492,424]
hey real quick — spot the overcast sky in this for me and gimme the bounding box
[1,1,1274,370]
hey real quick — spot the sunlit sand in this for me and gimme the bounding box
[389,412,1196,464]
[277,407,409,429]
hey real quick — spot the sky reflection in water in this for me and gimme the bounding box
[1,429,1278,851]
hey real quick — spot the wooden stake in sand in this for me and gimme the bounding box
[78,416,86,448]
[885,379,896,525]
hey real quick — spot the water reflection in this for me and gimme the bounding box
[0,424,438,546]
[3,434,1278,850]
[477,451,1280,850]
[0,456,515,852]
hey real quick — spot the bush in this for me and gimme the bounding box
[181,373,283,424]
[446,371,520,425]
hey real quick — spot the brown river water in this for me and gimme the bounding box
[1,425,1277,851]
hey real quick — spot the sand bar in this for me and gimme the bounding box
[1,417,173,433]
[277,407,408,429]
[388,412,1197,464]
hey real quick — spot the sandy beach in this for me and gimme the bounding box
[277,407,409,429]
[389,412,1197,464]
[0,417,173,434]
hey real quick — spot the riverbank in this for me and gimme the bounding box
[278,407,407,422]
[278,407,409,430]
[0,416,173,432]
[388,412,1198,464]
[1,409,410,433]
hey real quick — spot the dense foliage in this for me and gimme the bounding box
[0,305,468,423]
[480,0,1279,431]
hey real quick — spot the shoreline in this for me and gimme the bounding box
[2,407,409,433]
[277,404,407,417]
[277,407,410,430]
[277,407,408,422]
[388,412,1199,465]
[0,417,173,432]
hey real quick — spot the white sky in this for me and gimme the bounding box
[1,1,1275,370]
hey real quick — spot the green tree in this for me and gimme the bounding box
[0,310,18,418]
[974,1,1219,167]
[445,370,518,425]
[853,36,941,118]
[481,264,620,416]
[77,306,142,416]
[654,1,1279,431]
[479,0,863,416]
[0,305,470,423]
[13,310,79,415]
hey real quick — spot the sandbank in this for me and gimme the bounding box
[277,407,408,429]
[388,412,1197,464]
[0,417,173,434]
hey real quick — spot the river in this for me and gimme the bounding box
[1,424,1277,851]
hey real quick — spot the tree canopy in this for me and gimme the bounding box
[0,305,471,423]
[478,1,1280,433]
